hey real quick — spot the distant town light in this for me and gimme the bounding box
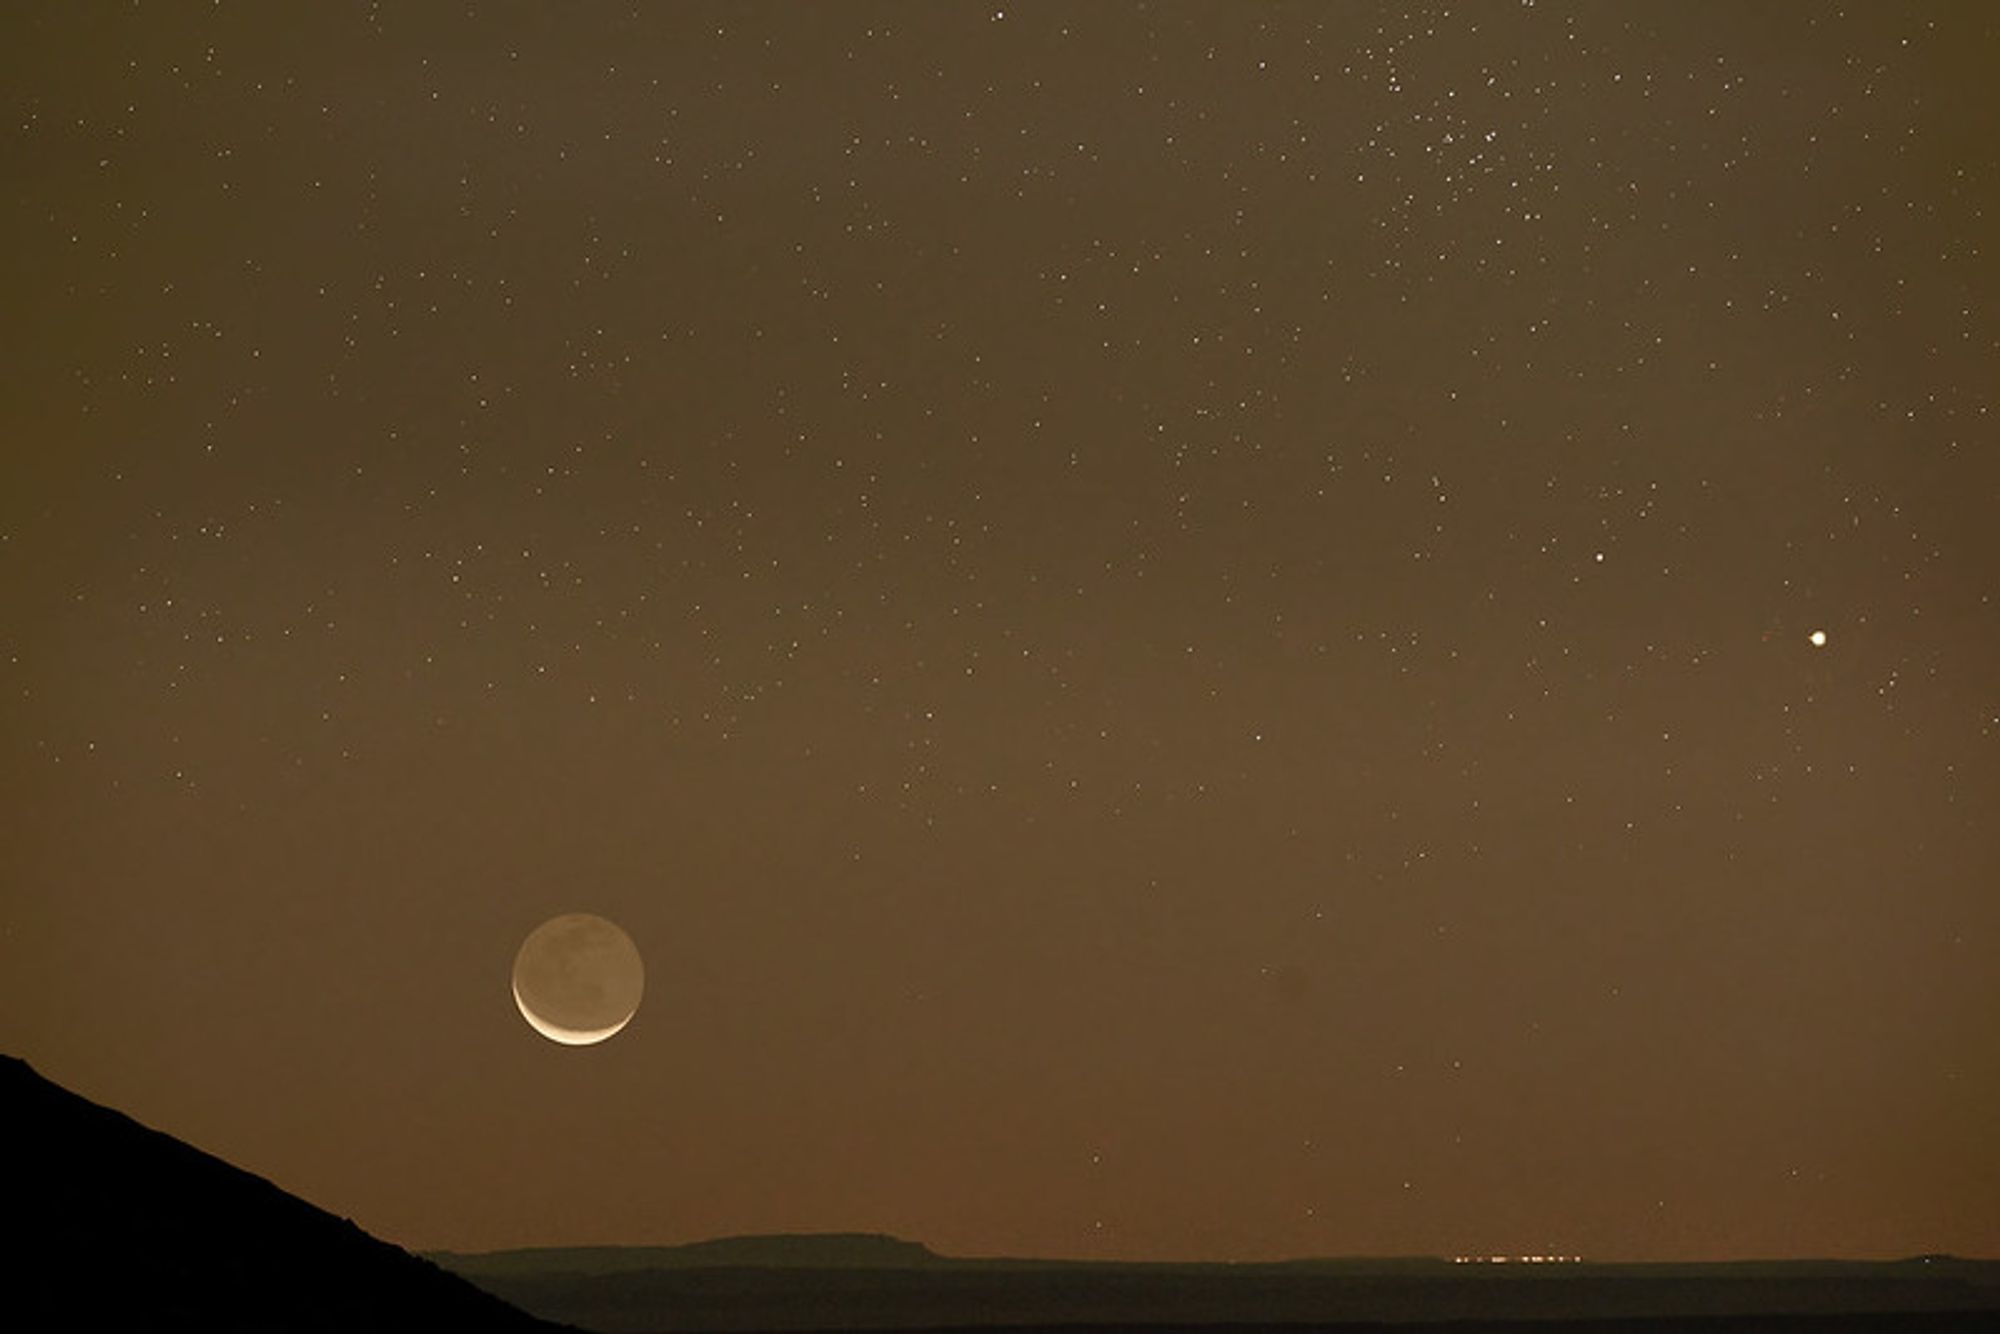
[1451,1255,1582,1264]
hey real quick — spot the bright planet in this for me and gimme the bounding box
[510,913,645,1046]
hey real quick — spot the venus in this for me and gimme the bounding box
[510,913,645,1046]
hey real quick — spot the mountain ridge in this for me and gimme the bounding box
[434,1232,946,1276]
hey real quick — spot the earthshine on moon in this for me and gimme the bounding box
[511,913,645,1046]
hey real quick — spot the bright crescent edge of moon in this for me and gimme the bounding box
[511,977,633,1046]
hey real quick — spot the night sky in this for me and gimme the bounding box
[5,2,1997,1264]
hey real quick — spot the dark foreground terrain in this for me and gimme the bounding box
[433,1236,2000,1333]
[6,1054,1992,1333]
[6,1054,562,1332]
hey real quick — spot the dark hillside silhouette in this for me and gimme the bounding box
[5,1055,563,1332]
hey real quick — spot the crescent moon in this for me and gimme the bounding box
[511,977,633,1046]
[509,912,645,1047]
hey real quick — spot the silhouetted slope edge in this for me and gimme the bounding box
[4,1054,563,1332]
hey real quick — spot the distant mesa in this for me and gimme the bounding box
[3,1054,561,1332]
[437,1232,942,1281]
[667,1232,940,1268]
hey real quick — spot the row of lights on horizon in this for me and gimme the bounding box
[1451,1255,1583,1264]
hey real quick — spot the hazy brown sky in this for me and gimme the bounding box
[4,1,1996,1262]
